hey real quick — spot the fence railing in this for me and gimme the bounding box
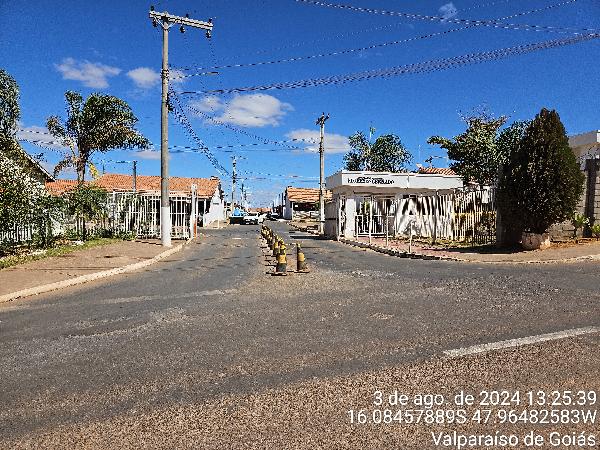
[1,192,218,246]
[353,187,496,245]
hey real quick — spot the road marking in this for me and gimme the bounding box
[444,326,600,358]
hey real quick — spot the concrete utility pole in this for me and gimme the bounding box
[149,7,213,247]
[231,156,237,211]
[132,160,137,193]
[316,113,329,235]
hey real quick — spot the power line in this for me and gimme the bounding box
[295,0,598,35]
[170,0,582,76]
[168,86,230,176]
[19,132,323,154]
[180,33,599,95]
[183,101,302,150]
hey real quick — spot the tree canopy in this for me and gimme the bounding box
[498,108,584,234]
[47,91,150,182]
[0,69,20,137]
[343,131,411,172]
[428,114,507,186]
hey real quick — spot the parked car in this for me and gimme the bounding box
[267,212,282,221]
[243,212,264,225]
[229,208,246,225]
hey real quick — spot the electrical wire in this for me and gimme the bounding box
[295,0,598,35]
[168,86,230,176]
[183,101,302,151]
[180,33,599,95]
[171,0,581,76]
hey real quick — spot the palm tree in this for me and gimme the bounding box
[47,91,150,182]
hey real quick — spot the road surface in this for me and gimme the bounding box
[1,223,598,448]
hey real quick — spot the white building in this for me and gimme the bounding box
[325,169,470,240]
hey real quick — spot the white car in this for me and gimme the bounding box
[243,212,264,225]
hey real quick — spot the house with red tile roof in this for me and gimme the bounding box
[280,186,332,220]
[46,173,226,234]
[417,166,456,176]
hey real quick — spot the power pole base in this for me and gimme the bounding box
[161,206,172,247]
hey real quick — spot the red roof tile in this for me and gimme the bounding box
[286,186,332,203]
[45,179,80,195]
[46,173,220,198]
[417,167,456,175]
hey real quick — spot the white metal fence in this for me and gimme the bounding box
[354,187,496,245]
[0,192,210,246]
[107,192,192,239]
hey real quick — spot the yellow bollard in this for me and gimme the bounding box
[272,238,280,257]
[296,243,309,273]
[273,242,287,276]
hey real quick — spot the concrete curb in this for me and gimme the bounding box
[338,238,461,261]
[0,239,192,304]
[337,238,600,265]
[289,223,600,264]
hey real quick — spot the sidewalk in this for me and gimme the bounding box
[0,239,186,302]
[351,236,600,263]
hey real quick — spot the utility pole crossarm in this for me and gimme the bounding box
[149,10,213,31]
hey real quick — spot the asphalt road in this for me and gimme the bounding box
[1,223,598,449]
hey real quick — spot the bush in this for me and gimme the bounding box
[590,223,600,240]
[498,108,584,235]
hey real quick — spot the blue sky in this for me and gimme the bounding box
[2,0,599,206]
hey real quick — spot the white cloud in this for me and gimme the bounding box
[189,95,222,113]
[286,129,351,154]
[439,2,458,20]
[134,149,161,160]
[127,67,160,89]
[190,94,293,128]
[168,69,186,84]
[55,57,121,88]
[16,124,69,151]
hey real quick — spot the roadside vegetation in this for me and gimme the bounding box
[0,69,146,262]
[429,108,585,248]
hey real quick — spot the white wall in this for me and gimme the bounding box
[202,191,226,227]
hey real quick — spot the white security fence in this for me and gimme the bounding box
[350,187,496,245]
[1,191,224,246]
[0,222,36,245]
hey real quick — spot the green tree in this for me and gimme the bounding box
[65,184,108,241]
[498,108,584,234]
[343,131,411,172]
[428,114,507,186]
[47,91,150,182]
[0,69,20,137]
[0,142,58,252]
[495,120,530,245]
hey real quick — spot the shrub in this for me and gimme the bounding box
[498,108,584,235]
[571,213,589,240]
[590,223,600,240]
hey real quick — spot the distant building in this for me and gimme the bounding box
[279,186,332,220]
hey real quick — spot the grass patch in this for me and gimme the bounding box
[0,238,121,270]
